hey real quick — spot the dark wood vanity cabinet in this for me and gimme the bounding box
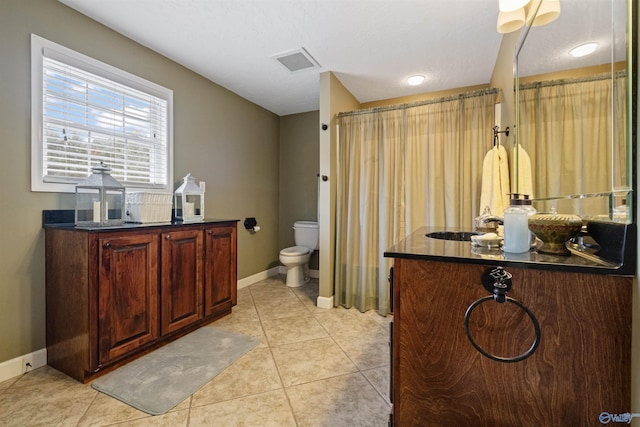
[389,259,632,426]
[45,220,237,382]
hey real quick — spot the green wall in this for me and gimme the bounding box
[279,111,320,270]
[0,0,284,363]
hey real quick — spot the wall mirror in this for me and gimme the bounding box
[514,0,632,223]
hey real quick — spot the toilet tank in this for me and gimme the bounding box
[293,221,319,250]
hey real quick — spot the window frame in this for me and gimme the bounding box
[30,34,174,193]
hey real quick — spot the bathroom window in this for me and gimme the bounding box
[30,34,173,192]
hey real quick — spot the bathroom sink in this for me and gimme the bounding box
[425,231,481,241]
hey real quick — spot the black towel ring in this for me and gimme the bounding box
[464,295,541,363]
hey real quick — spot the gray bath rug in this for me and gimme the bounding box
[91,327,259,415]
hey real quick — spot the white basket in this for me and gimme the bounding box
[125,192,173,223]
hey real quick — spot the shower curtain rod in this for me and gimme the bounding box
[519,70,626,90]
[336,87,499,118]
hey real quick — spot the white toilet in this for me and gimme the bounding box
[279,220,319,287]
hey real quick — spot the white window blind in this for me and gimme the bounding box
[31,35,173,192]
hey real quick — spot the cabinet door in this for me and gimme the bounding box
[160,229,204,335]
[204,224,237,318]
[98,233,159,366]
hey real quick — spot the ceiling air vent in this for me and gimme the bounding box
[272,48,320,73]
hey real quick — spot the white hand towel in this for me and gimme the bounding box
[512,143,533,198]
[479,145,510,217]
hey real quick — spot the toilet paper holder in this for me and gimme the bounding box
[243,217,260,233]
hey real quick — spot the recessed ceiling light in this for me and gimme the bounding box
[407,75,426,86]
[569,42,599,58]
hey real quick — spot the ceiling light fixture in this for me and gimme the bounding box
[407,75,426,86]
[496,0,560,34]
[497,8,526,33]
[529,0,560,27]
[499,0,529,13]
[569,42,599,58]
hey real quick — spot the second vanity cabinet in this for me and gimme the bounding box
[45,220,238,382]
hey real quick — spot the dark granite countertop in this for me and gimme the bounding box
[43,219,239,232]
[42,209,238,231]
[384,226,635,276]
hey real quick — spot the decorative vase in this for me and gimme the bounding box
[528,213,583,256]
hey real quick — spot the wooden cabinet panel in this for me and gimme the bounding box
[391,259,632,426]
[160,229,204,335]
[97,233,159,366]
[45,221,237,382]
[45,229,91,381]
[204,224,237,318]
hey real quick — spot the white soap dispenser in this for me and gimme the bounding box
[503,194,532,253]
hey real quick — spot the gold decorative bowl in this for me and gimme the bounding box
[528,213,583,256]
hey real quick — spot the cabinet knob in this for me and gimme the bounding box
[207,230,213,235]
[165,234,171,240]
[103,242,111,249]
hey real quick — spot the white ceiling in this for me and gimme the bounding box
[58,0,503,116]
[517,0,626,78]
[58,0,622,117]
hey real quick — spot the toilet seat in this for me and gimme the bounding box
[280,246,310,256]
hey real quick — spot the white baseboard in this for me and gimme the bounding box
[237,267,281,289]
[249,266,328,307]
[277,265,319,278]
[0,268,327,383]
[0,348,47,383]
[316,295,334,309]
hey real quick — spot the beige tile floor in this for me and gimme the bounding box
[0,276,391,426]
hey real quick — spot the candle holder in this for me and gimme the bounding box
[174,173,204,223]
[75,162,125,227]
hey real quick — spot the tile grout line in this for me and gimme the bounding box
[1,277,390,425]
[284,279,392,417]
[250,280,301,426]
[74,389,99,427]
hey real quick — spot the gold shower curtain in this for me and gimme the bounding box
[335,90,498,314]
[518,73,627,214]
